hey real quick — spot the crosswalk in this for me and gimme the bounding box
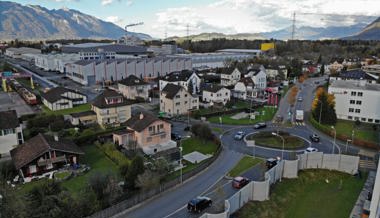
[294,122,305,126]
[359,160,377,170]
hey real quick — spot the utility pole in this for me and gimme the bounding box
[186,24,190,40]
[291,12,296,40]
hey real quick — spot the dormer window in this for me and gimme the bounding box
[105,96,123,105]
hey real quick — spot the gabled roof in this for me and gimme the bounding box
[125,112,165,132]
[203,84,224,93]
[247,69,262,76]
[238,77,255,87]
[221,67,239,75]
[0,110,19,130]
[118,75,148,86]
[10,133,84,170]
[161,84,183,99]
[40,87,86,103]
[162,70,194,82]
[92,89,134,109]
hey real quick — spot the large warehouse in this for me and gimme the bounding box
[65,57,192,86]
[61,43,149,57]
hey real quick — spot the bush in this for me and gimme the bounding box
[96,142,129,166]
[191,123,213,141]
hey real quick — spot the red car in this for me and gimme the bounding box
[232,176,250,189]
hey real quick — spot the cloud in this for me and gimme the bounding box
[101,0,113,5]
[101,0,133,6]
[150,0,380,38]
[105,16,124,27]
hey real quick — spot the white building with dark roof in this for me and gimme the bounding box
[160,84,199,116]
[220,68,241,87]
[0,110,24,156]
[159,70,201,94]
[202,84,230,106]
[328,80,380,124]
[118,75,150,100]
[41,87,87,111]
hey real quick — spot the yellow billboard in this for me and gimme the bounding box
[261,43,275,51]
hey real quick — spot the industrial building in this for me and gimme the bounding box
[5,47,41,59]
[61,43,149,57]
[328,80,380,124]
[65,57,192,86]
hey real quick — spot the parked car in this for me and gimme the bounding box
[309,134,320,142]
[253,122,267,129]
[232,176,250,189]
[314,81,320,84]
[187,196,212,213]
[171,132,182,141]
[266,158,278,170]
[297,97,303,102]
[234,131,246,140]
[304,147,319,153]
[275,115,284,122]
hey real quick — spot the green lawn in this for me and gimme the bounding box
[208,106,277,125]
[228,156,263,177]
[181,137,219,155]
[311,117,379,144]
[212,127,223,134]
[54,171,71,180]
[197,100,250,116]
[246,131,306,150]
[61,145,119,193]
[235,170,366,218]
[42,103,91,116]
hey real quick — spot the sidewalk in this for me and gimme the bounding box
[350,171,376,218]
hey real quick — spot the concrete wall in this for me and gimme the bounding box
[203,153,359,218]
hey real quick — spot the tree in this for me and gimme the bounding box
[136,170,160,191]
[312,88,337,125]
[320,64,325,76]
[126,155,145,189]
[88,172,121,207]
[191,123,213,141]
[317,54,322,64]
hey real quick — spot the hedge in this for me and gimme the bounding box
[309,116,379,151]
[96,142,130,166]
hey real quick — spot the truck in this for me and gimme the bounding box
[295,110,304,122]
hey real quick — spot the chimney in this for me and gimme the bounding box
[54,134,59,142]
[139,113,144,120]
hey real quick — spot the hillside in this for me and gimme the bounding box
[344,17,380,40]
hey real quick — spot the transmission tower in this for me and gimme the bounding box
[291,12,296,40]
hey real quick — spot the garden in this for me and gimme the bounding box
[245,131,307,150]
[207,106,277,125]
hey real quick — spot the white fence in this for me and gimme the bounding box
[200,153,359,218]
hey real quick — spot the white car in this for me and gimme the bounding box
[304,147,318,153]
[234,131,245,140]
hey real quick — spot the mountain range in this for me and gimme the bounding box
[1,1,380,41]
[0,1,151,40]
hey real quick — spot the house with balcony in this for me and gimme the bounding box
[159,70,201,94]
[220,67,241,87]
[41,87,87,111]
[160,84,199,116]
[246,67,267,98]
[113,113,179,161]
[10,133,84,179]
[0,110,24,156]
[118,75,150,100]
[91,89,133,127]
[202,84,231,106]
[233,77,255,100]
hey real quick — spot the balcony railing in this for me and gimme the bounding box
[37,155,67,166]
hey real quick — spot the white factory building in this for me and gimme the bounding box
[35,53,80,73]
[5,47,41,59]
[65,57,192,86]
[168,50,260,68]
[328,80,380,124]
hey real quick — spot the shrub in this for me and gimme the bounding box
[191,123,213,141]
[96,142,129,166]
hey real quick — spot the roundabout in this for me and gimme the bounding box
[245,131,310,150]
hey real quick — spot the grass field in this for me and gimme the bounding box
[61,145,119,193]
[181,137,219,155]
[212,127,223,134]
[235,170,366,218]
[42,103,91,116]
[208,106,277,125]
[228,156,263,177]
[246,131,306,150]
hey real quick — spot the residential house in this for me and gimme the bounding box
[0,110,24,156]
[233,77,255,100]
[69,111,97,126]
[266,65,288,79]
[202,84,231,106]
[160,84,199,116]
[328,58,345,73]
[113,113,178,159]
[91,89,133,127]
[41,87,87,111]
[246,68,267,97]
[159,70,201,94]
[220,68,241,87]
[118,75,150,100]
[10,133,84,179]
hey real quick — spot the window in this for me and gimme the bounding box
[351,91,356,96]
[356,100,362,105]
[211,93,213,97]
[160,134,166,139]
[159,124,164,130]
[348,116,353,120]
[176,102,180,106]
[185,101,188,104]
[375,120,380,124]
[4,129,14,135]
[176,95,180,98]
[226,92,228,96]
[350,100,355,104]
[349,108,354,112]
[355,109,361,113]
[361,118,366,121]
[358,92,363,97]
[368,119,373,123]
[147,137,152,142]
[185,94,188,97]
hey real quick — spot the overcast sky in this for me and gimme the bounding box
[11,0,380,38]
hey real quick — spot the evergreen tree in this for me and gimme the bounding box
[125,155,145,189]
[320,64,325,76]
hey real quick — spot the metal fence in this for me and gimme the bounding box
[87,146,222,218]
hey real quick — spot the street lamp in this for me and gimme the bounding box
[179,136,191,184]
[331,126,336,154]
[345,139,352,154]
[352,130,355,145]
[272,132,285,160]
[316,99,323,124]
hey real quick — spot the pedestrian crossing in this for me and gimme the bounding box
[294,122,305,126]
[359,160,377,170]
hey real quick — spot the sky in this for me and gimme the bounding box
[10,0,380,38]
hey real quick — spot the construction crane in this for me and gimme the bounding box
[125,22,144,33]
[123,22,144,45]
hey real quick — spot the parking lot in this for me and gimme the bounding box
[0,91,36,116]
